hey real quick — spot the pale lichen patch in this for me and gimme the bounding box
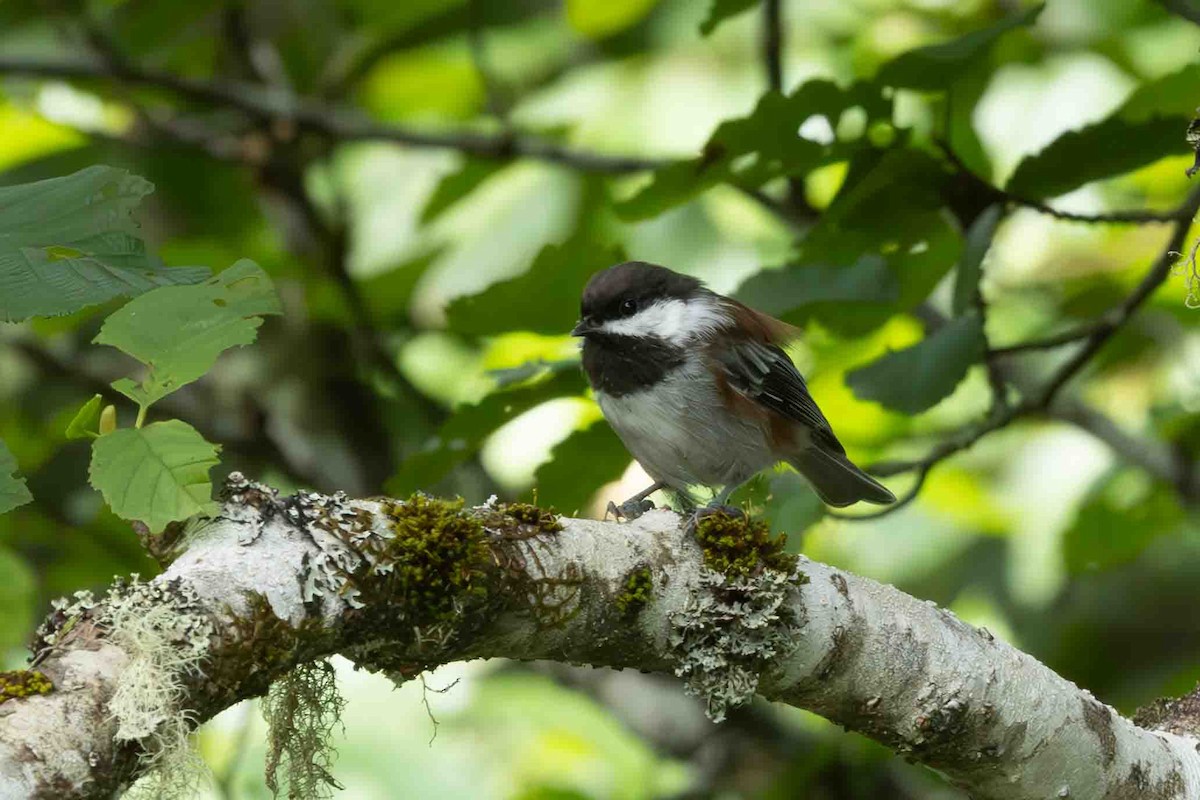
[668,566,804,722]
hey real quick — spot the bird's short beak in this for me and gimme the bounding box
[571,318,593,337]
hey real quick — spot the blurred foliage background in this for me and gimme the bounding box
[2,0,1200,797]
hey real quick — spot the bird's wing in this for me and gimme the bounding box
[714,338,846,454]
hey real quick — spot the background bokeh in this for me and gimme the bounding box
[2,0,1200,797]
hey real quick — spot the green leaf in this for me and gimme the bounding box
[88,420,220,532]
[420,161,507,224]
[0,166,210,321]
[0,438,33,516]
[766,472,826,550]
[0,547,35,649]
[566,0,660,38]
[737,148,961,336]
[734,255,899,317]
[875,4,1044,90]
[94,260,281,409]
[1063,473,1183,574]
[446,237,625,337]
[952,204,1003,317]
[533,420,631,515]
[66,394,104,440]
[617,80,892,221]
[1007,64,1200,198]
[846,311,986,414]
[386,368,588,497]
[699,0,760,35]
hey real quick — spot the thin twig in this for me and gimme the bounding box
[0,56,665,174]
[935,139,1180,225]
[868,183,1200,485]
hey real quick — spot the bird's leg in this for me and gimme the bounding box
[684,482,748,534]
[605,481,666,521]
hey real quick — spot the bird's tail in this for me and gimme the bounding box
[789,447,896,508]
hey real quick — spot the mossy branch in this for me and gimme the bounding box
[2,478,1200,800]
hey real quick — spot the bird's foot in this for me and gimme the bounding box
[684,503,745,535]
[606,497,656,522]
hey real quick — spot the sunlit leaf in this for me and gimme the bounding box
[566,0,660,38]
[846,311,986,414]
[734,256,899,317]
[617,80,892,220]
[875,4,1044,90]
[94,260,281,409]
[0,166,210,321]
[1063,473,1183,573]
[0,547,34,649]
[1007,64,1200,198]
[738,148,960,336]
[88,420,220,533]
[0,438,33,516]
[446,236,625,337]
[65,394,104,440]
[420,160,508,224]
[952,204,1003,317]
[699,0,759,35]
[533,420,630,515]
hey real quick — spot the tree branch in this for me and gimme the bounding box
[0,57,665,174]
[869,184,1200,490]
[2,481,1200,799]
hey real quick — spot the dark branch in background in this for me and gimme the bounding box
[468,0,512,123]
[934,139,1180,225]
[760,0,814,218]
[0,57,665,174]
[860,185,1200,508]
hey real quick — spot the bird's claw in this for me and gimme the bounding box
[606,497,656,522]
[684,503,745,534]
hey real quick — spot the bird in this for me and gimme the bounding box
[571,261,896,520]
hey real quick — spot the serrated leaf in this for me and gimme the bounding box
[875,4,1044,90]
[0,438,33,516]
[386,368,588,497]
[734,255,899,316]
[1063,474,1183,573]
[699,0,759,35]
[1007,64,1200,198]
[446,236,625,337]
[846,311,986,414]
[88,420,220,532]
[566,0,660,38]
[617,80,892,220]
[737,148,960,336]
[0,166,210,321]
[533,420,631,515]
[66,394,104,440]
[94,260,281,408]
[420,161,507,224]
[952,204,1003,317]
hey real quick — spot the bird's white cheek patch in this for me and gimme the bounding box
[600,298,729,344]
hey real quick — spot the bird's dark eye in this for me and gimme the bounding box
[621,298,637,315]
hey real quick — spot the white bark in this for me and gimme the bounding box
[0,484,1197,800]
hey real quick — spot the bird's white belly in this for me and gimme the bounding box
[595,362,774,492]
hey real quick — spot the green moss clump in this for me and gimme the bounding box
[500,502,563,533]
[693,511,793,578]
[615,568,653,617]
[372,494,491,626]
[0,670,53,704]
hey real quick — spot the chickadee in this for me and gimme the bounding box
[572,261,895,519]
